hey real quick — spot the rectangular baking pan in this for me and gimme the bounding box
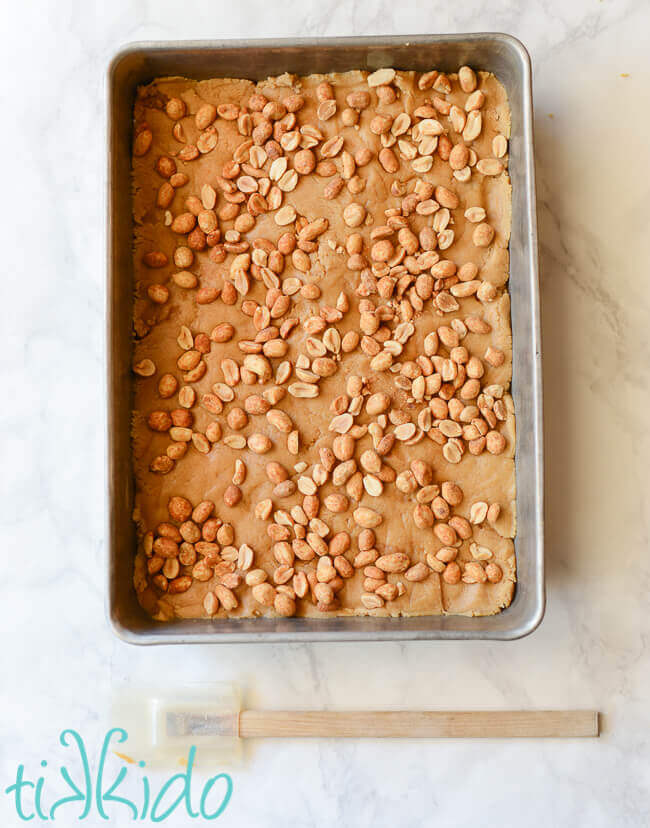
[107,34,543,643]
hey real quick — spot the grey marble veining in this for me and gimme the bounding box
[1,1,649,826]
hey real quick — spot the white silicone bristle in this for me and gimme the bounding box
[111,682,242,767]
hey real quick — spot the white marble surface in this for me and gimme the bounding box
[1,0,649,825]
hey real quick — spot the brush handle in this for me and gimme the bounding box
[239,710,599,739]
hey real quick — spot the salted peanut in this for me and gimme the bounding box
[458,65,477,93]
[353,507,383,529]
[316,556,337,584]
[343,89,369,110]
[147,410,172,432]
[378,148,399,173]
[449,143,470,171]
[176,349,199,372]
[448,516,471,541]
[195,286,219,305]
[394,470,416,495]
[248,433,272,454]
[431,496,450,521]
[425,552,445,573]
[165,97,186,120]
[434,186,459,210]
[266,461,289,485]
[476,281,497,303]
[223,485,242,508]
[413,504,434,529]
[442,562,461,585]
[470,542,493,562]
[364,392,389,416]
[142,250,168,270]
[133,358,156,377]
[329,434,353,462]
[487,503,502,523]
[205,421,222,443]
[174,388,194,411]
[475,157,503,177]
[332,459,356,486]
[492,134,508,159]
[189,501,213,525]
[357,528,375,552]
[360,593,383,610]
[354,546,379,568]
[376,83,397,104]
[194,539,219,561]
[212,584,236,611]
[156,522,182,544]
[410,459,433,487]
[179,519,201,544]
[166,496,192,522]
[343,470,362,500]
[273,480,296,498]
[191,432,211,454]
[133,126,153,156]
[152,536,178,560]
[297,475,317,496]
[405,562,429,582]
[226,407,248,431]
[343,202,366,228]
[433,547,456,565]
[243,394,270,416]
[195,102,217,130]
[368,67,396,87]
[465,89,485,112]
[253,499,273,522]
[201,591,219,616]
[370,582,395,603]
[156,182,175,208]
[153,155,176,180]
[463,110,482,142]
[357,450,379,476]
[441,481,463,506]
[161,574,189,595]
[486,431,506,454]
[316,98,336,120]
[472,222,495,247]
[170,408,192,427]
[273,541,294,567]
[171,270,197,290]
[484,346,505,368]
[171,212,196,235]
[166,443,187,461]
[324,494,349,514]
[433,522,457,547]
[232,459,247,486]
[274,592,296,616]
[376,552,409,574]
[485,562,503,583]
[314,582,334,605]
[462,561,488,585]
[158,557,177,580]
[394,423,416,441]
[286,430,300,456]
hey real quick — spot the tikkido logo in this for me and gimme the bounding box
[4,729,233,822]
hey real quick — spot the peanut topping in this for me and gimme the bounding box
[133,65,515,620]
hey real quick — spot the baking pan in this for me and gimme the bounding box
[107,34,543,643]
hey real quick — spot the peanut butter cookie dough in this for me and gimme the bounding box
[130,65,516,622]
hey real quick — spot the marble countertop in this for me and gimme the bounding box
[1,0,649,825]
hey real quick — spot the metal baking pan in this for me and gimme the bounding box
[107,34,543,643]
